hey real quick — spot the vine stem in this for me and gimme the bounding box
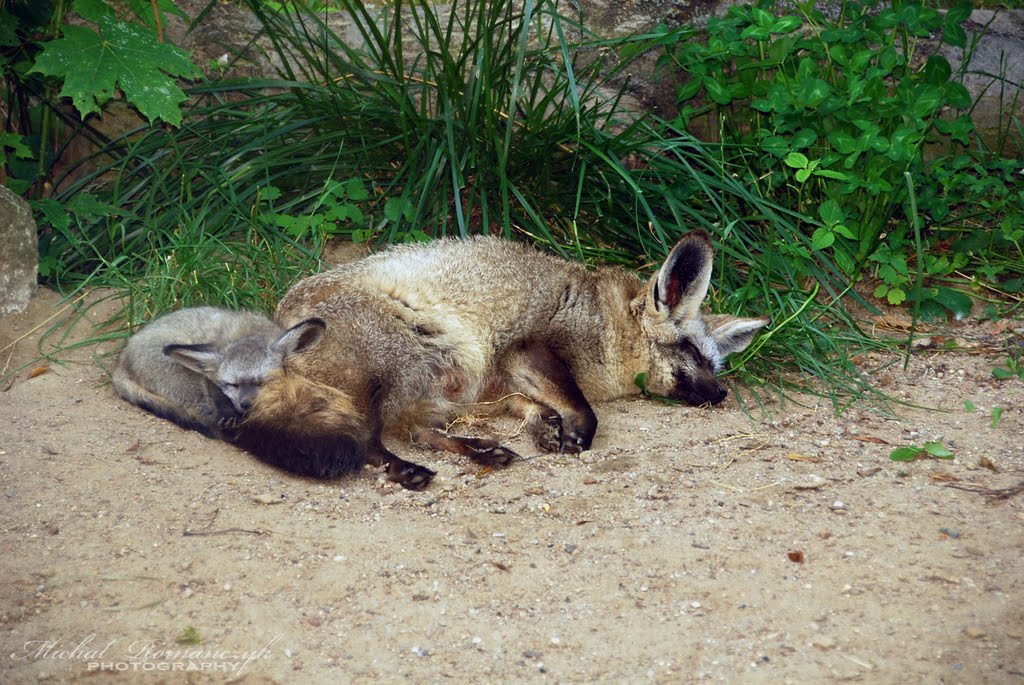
[903,171,923,371]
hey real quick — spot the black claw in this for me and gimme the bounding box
[387,460,436,490]
[466,438,518,467]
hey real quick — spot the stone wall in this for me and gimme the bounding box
[166,1,1022,141]
[940,10,1024,147]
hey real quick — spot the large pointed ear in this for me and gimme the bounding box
[164,343,222,376]
[273,317,326,358]
[650,230,714,322]
[708,316,770,357]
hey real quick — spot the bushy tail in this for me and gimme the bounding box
[235,372,370,479]
[111,366,220,439]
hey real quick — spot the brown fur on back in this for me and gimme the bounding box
[245,371,367,437]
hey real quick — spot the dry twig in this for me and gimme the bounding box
[945,480,1024,501]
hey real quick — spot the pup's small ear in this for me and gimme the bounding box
[274,318,327,357]
[164,343,222,375]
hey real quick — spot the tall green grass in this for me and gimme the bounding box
[40,0,899,410]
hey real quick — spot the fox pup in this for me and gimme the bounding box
[113,307,363,477]
[255,231,768,490]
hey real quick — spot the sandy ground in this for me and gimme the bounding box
[1,287,1022,685]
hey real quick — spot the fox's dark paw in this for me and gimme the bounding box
[558,414,595,454]
[387,459,436,491]
[462,437,518,467]
[531,409,565,453]
[217,414,240,430]
[215,415,243,443]
[530,409,596,454]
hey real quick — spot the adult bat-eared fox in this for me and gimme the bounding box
[242,231,768,489]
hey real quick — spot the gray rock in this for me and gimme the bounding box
[0,185,38,316]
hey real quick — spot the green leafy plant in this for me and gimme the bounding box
[890,440,955,461]
[267,179,369,241]
[634,373,683,405]
[1,0,199,194]
[1,0,67,192]
[660,0,975,249]
[992,356,1023,381]
[175,625,201,645]
[991,407,1003,428]
[32,172,324,329]
[30,0,199,125]
[0,132,33,185]
[655,0,1021,319]
[990,335,1024,381]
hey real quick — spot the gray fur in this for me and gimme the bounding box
[112,307,325,438]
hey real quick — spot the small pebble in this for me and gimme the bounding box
[253,493,282,505]
[964,627,986,639]
[792,475,827,490]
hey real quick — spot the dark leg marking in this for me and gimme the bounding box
[503,340,598,453]
[416,429,519,467]
[368,436,435,491]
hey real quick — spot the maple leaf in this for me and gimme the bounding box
[30,0,200,125]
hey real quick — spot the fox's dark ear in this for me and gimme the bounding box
[651,231,714,321]
[164,343,222,375]
[274,317,326,357]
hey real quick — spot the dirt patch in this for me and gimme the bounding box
[1,289,1022,683]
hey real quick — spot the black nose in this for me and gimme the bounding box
[698,378,728,406]
[673,372,730,407]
